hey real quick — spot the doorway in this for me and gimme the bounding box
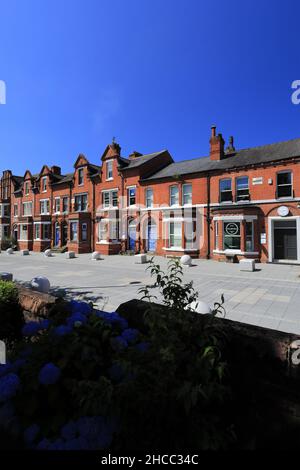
[54,222,60,247]
[62,222,68,246]
[128,219,136,251]
[273,220,297,260]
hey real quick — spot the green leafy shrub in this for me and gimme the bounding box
[0,260,232,451]
[0,281,24,343]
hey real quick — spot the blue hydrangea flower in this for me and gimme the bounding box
[121,328,139,344]
[61,421,77,440]
[24,423,40,444]
[22,322,41,337]
[110,336,128,351]
[67,312,88,328]
[96,311,128,330]
[39,319,51,330]
[36,438,51,450]
[0,401,15,426]
[53,325,73,337]
[38,363,61,385]
[0,362,12,378]
[48,438,65,450]
[11,359,27,372]
[135,342,150,353]
[0,373,20,402]
[108,363,125,383]
[69,300,92,315]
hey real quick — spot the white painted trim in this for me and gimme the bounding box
[34,221,51,225]
[213,215,257,221]
[101,188,119,193]
[213,249,259,256]
[163,217,196,222]
[163,247,198,252]
[96,240,121,245]
[268,215,300,263]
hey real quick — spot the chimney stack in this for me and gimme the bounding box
[129,151,142,159]
[51,165,61,175]
[209,125,225,160]
[225,136,236,154]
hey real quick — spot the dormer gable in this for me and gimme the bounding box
[74,154,89,169]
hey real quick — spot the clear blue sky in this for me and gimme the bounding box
[0,0,300,176]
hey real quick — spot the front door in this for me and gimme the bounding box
[55,223,60,247]
[62,223,68,246]
[147,221,157,252]
[128,220,136,251]
[274,220,297,260]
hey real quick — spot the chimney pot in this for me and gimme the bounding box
[211,125,216,137]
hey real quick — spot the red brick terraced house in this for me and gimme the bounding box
[1,127,300,263]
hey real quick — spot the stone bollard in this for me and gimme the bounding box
[21,249,30,256]
[44,249,52,257]
[134,254,148,264]
[6,248,13,255]
[30,276,51,294]
[189,300,212,314]
[91,251,102,261]
[0,272,13,282]
[66,251,76,259]
[180,254,192,267]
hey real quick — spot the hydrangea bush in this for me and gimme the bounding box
[0,259,232,451]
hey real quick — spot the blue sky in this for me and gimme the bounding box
[0,0,300,176]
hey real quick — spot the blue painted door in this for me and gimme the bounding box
[147,223,157,251]
[128,221,136,250]
[55,224,60,246]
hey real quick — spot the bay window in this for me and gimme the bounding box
[70,221,78,242]
[103,190,118,208]
[98,220,107,242]
[19,224,28,240]
[169,222,182,248]
[223,221,241,250]
[184,220,195,249]
[245,221,254,252]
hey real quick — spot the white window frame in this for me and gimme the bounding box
[24,182,30,196]
[40,199,50,215]
[127,186,136,207]
[276,170,293,199]
[22,201,33,216]
[169,185,179,207]
[182,184,192,206]
[62,196,69,213]
[54,197,60,214]
[74,193,88,212]
[146,188,154,208]
[70,221,78,242]
[41,176,47,193]
[106,160,113,180]
[78,168,84,186]
[169,221,182,248]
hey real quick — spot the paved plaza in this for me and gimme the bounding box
[1,251,300,334]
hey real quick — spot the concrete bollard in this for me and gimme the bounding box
[180,254,192,267]
[66,251,76,259]
[134,254,148,264]
[30,276,51,294]
[44,249,52,257]
[21,249,30,256]
[6,248,13,255]
[91,251,102,261]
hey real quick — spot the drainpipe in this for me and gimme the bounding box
[206,173,211,259]
[91,179,96,251]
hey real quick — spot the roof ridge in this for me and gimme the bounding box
[238,136,300,153]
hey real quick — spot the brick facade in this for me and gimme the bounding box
[1,128,300,263]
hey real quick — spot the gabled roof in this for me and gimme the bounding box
[143,138,300,181]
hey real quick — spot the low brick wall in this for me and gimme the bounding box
[17,285,66,318]
[117,299,300,449]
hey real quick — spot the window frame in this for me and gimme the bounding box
[219,178,232,203]
[106,160,113,180]
[41,176,47,193]
[236,176,250,202]
[182,183,192,206]
[78,168,84,186]
[276,170,293,199]
[169,221,182,248]
[169,185,179,206]
[223,221,241,250]
[145,188,154,208]
[127,187,136,206]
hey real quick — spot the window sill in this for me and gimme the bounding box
[163,247,198,252]
[106,178,114,182]
[213,249,259,256]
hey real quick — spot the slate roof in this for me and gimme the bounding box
[51,173,74,185]
[121,150,167,170]
[143,138,300,181]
